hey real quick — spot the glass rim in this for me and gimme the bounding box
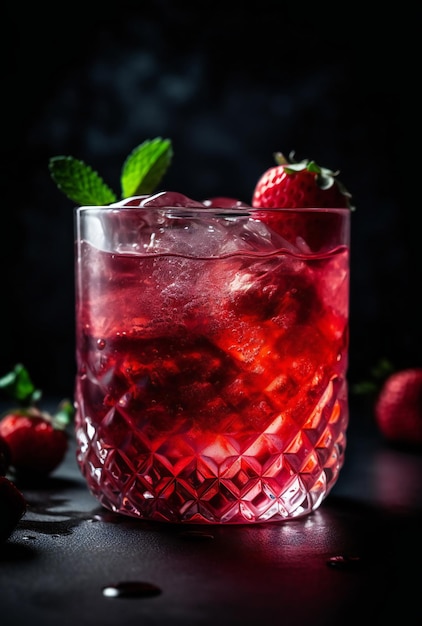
[75,205,351,215]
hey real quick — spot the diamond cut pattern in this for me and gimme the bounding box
[75,377,348,523]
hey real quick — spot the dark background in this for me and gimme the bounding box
[0,2,415,400]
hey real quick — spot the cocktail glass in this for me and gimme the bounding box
[74,198,350,524]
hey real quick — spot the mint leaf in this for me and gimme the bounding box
[120,137,173,198]
[49,156,117,206]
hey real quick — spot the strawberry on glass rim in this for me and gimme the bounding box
[251,151,353,250]
[252,151,353,210]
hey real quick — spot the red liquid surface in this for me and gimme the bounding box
[75,222,349,523]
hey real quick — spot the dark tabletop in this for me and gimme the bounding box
[1,400,422,626]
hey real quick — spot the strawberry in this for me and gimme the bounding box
[252,151,352,210]
[374,368,422,448]
[0,364,73,477]
[0,475,27,541]
[251,152,353,249]
[0,409,69,476]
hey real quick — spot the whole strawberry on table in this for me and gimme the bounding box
[0,364,73,477]
[0,364,73,541]
[354,360,422,450]
[374,368,422,448]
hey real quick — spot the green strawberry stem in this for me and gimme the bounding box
[351,358,395,397]
[274,151,354,209]
[53,400,74,430]
[0,364,41,407]
[0,364,73,429]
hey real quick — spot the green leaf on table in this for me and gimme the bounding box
[120,137,173,198]
[49,156,117,206]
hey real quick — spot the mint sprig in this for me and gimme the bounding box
[49,137,173,206]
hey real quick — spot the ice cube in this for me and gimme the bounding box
[202,197,251,209]
[140,191,204,208]
[104,191,312,261]
[109,196,149,207]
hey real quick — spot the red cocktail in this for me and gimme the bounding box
[74,195,350,523]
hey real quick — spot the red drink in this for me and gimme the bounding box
[74,201,350,523]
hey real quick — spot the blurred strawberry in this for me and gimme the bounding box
[0,409,70,476]
[0,475,27,541]
[374,368,422,448]
[0,364,73,477]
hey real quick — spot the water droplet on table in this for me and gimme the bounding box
[326,555,363,570]
[102,581,162,598]
[178,530,215,540]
